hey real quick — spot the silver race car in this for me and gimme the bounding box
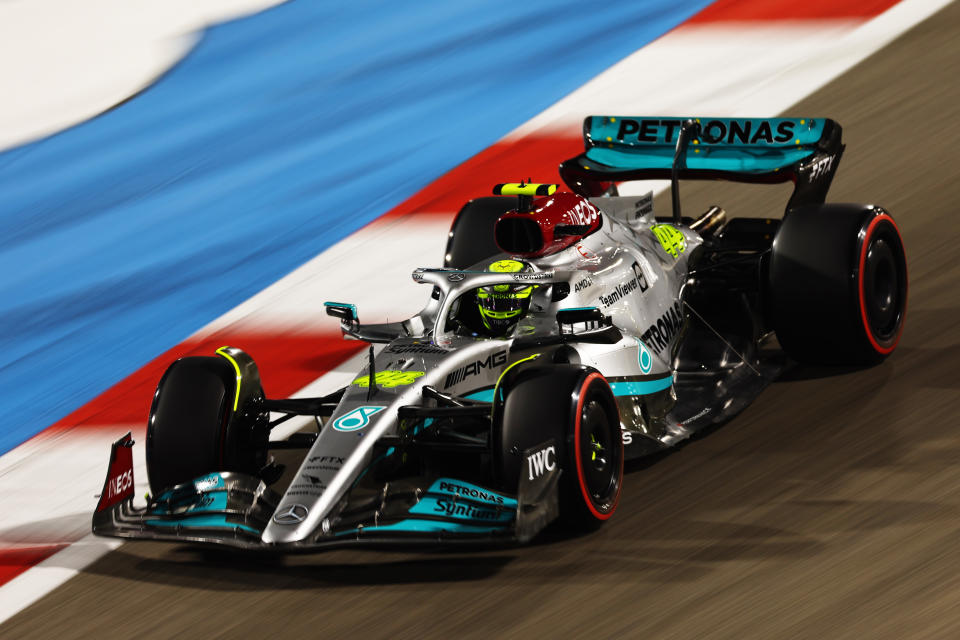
[93,116,907,550]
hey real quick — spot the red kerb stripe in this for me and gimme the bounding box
[382,135,583,218]
[0,545,67,585]
[50,332,366,430]
[688,0,901,22]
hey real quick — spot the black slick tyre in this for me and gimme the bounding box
[494,365,623,530]
[444,196,515,269]
[146,355,267,494]
[767,204,907,365]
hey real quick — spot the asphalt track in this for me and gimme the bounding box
[6,3,960,637]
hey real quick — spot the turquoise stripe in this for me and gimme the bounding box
[148,491,228,515]
[146,515,259,535]
[585,117,826,174]
[337,519,507,536]
[463,388,495,403]
[423,478,517,509]
[587,146,814,174]
[469,377,672,399]
[609,375,673,396]
[410,498,514,523]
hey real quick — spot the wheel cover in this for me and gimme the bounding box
[573,377,623,518]
[864,238,898,335]
[580,400,613,499]
[858,214,907,353]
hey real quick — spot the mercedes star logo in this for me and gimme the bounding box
[447,272,465,282]
[273,504,309,525]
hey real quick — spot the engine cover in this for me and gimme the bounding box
[495,191,602,258]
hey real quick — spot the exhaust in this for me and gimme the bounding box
[690,205,727,238]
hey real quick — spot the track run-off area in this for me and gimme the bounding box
[1,0,959,636]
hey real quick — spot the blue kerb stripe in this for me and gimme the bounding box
[0,0,715,455]
[609,376,673,396]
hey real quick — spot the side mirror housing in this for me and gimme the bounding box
[324,302,358,325]
[556,307,604,327]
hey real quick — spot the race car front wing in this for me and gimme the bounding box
[92,434,560,551]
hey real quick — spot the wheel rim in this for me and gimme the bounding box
[578,397,620,510]
[860,220,906,348]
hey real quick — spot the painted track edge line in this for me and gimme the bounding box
[0,535,122,625]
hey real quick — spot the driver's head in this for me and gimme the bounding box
[477,259,535,336]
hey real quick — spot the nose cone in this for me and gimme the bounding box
[262,503,312,544]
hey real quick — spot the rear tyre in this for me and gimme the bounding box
[146,355,268,494]
[767,204,907,365]
[444,197,515,269]
[494,365,623,529]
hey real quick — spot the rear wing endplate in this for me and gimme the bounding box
[559,116,844,214]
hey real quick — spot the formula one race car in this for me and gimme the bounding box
[93,116,907,550]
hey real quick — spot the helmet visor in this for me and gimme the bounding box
[477,284,533,320]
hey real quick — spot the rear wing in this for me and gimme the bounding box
[559,116,844,214]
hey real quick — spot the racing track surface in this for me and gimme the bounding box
[6,3,959,637]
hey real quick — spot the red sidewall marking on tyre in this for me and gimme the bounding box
[857,213,907,354]
[573,372,622,521]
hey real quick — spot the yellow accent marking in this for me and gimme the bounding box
[494,354,542,401]
[692,139,699,144]
[651,224,687,259]
[609,117,616,123]
[694,149,700,153]
[483,285,533,298]
[795,138,801,144]
[800,119,805,124]
[584,165,590,170]
[606,136,612,141]
[215,346,242,411]
[352,370,425,388]
[496,183,557,197]
[489,259,525,273]
[480,307,522,320]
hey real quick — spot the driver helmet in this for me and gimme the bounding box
[477,259,535,335]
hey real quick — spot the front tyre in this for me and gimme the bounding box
[494,365,623,530]
[146,350,268,494]
[568,372,623,523]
